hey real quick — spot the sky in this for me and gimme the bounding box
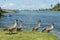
[0,0,60,10]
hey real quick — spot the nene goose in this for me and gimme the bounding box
[17,20,23,31]
[3,20,17,33]
[42,23,54,32]
[32,20,41,31]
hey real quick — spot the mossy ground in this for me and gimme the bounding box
[0,30,58,40]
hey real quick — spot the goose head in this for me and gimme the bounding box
[50,23,54,29]
[51,23,54,26]
[38,20,41,23]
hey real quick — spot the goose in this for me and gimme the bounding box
[3,20,17,33]
[32,20,41,31]
[42,23,54,32]
[17,20,23,31]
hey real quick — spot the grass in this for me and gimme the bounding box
[0,30,58,40]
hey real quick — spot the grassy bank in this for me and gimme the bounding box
[0,30,58,40]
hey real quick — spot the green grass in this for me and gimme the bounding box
[0,30,58,40]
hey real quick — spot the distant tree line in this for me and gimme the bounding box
[52,3,60,11]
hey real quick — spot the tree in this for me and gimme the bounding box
[0,7,3,17]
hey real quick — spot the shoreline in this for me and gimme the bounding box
[0,30,58,40]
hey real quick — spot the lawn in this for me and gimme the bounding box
[0,30,58,40]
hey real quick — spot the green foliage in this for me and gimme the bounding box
[0,7,4,17]
[52,3,60,11]
[0,30,58,40]
[0,12,4,17]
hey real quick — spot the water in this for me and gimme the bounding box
[0,11,60,39]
